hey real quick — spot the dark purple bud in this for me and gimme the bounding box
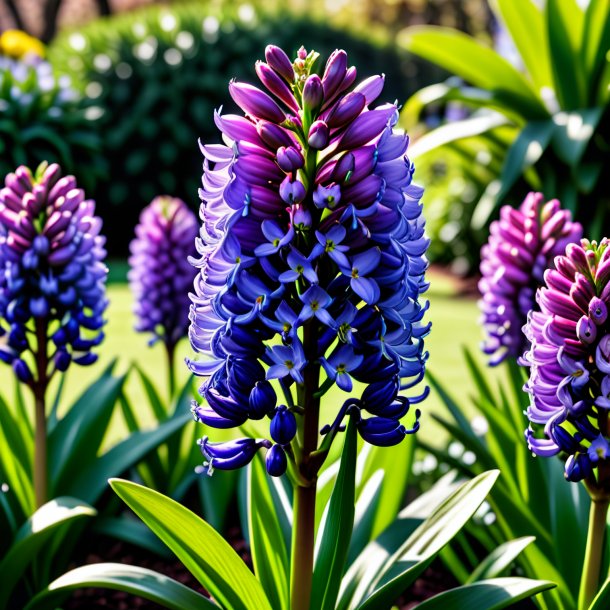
[303,74,324,112]
[279,176,306,204]
[249,380,277,419]
[322,50,347,100]
[266,444,287,477]
[229,81,286,124]
[331,152,356,184]
[73,352,98,366]
[360,376,399,414]
[265,45,295,82]
[565,453,593,482]
[255,62,299,112]
[13,358,32,383]
[32,235,49,256]
[357,416,407,447]
[326,92,366,128]
[308,120,329,150]
[338,106,396,151]
[353,74,385,105]
[257,121,294,149]
[200,437,269,473]
[270,405,297,444]
[55,349,71,372]
[276,146,304,172]
[589,297,608,325]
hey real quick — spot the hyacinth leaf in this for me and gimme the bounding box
[415,578,555,610]
[490,120,555,214]
[310,417,358,610]
[110,479,272,610]
[136,364,167,420]
[336,472,460,610]
[315,456,341,531]
[0,497,96,609]
[23,563,217,610]
[546,0,586,110]
[355,470,499,610]
[489,0,552,92]
[582,0,610,103]
[93,517,170,558]
[409,114,511,160]
[550,109,603,168]
[247,454,290,610]
[467,537,535,583]
[48,362,125,494]
[66,412,190,505]
[589,577,610,610]
[400,27,547,119]
[347,470,384,566]
[198,468,240,534]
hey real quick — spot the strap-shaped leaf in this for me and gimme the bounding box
[357,471,500,610]
[247,455,289,610]
[24,563,217,610]
[399,26,547,119]
[348,470,384,565]
[415,577,555,610]
[467,537,535,583]
[310,417,357,610]
[590,577,610,610]
[581,0,610,104]
[110,478,272,610]
[0,497,95,609]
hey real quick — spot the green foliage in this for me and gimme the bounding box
[0,57,105,193]
[401,0,610,269]
[424,352,594,610]
[49,2,439,255]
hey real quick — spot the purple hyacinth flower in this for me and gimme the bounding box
[188,45,430,475]
[479,192,582,365]
[523,238,610,483]
[0,163,108,379]
[128,196,198,350]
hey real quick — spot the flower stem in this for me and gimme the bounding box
[578,496,609,610]
[33,318,48,508]
[165,341,176,404]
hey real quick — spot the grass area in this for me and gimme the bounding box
[0,262,500,448]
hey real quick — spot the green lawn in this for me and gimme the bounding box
[0,263,501,447]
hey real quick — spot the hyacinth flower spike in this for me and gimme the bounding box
[0,162,108,507]
[188,45,429,610]
[523,238,610,609]
[128,196,198,397]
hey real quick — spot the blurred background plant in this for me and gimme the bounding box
[401,0,610,274]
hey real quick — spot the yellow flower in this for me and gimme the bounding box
[0,30,45,60]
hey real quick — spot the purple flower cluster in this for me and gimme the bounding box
[479,192,582,365]
[188,45,430,477]
[0,163,107,380]
[128,196,198,350]
[523,238,610,482]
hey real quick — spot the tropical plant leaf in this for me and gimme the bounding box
[467,537,535,583]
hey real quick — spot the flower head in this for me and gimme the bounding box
[523,238,610,483]
[479,192,582,365]
[188,46,429,477]
[0,163,107,378]
[128,196,198,350]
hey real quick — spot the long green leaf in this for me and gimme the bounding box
[357,471,500,610]
[49,362,125,494]
[110,478,272,610]
[67,412,190,504]
[467,537,535,583]
[415,578,555,610]
[400,27,547,119]
[581,0,610,104]
[247,455,289,610]
[590,576,610,610]
[310,417,358,610]
[24,563,217,610]
[489,0,552,92]
[0,497,95,609]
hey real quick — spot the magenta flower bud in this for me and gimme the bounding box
[229,81,285,124]
[265,45,294,82]
[326,91,366,128]
[276,146,304,172]
[590,297,608,325]
[279,176,306,204]
[577,315,597,344]
[322,49,348,99]
[302,74,324,112]
[297,46,307,60]
[255,62,299,112]
[308,120,329,149]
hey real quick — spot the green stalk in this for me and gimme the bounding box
[290,321,320,610]
[578,496,609,610]
[33,318,49,508]
[165,340,176,404]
